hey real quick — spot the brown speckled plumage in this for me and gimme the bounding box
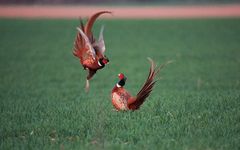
[111,58,169,111]
[73,11,111,92]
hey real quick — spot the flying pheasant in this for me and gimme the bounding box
[111,58,169,111]
[73,11,111,92]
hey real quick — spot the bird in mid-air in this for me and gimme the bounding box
[73,11,111,92]
[111,58,169,111]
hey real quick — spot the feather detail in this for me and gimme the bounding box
[76,27,96,60]
[73,34,81,58]
[128,58,168,110]
[92,25,106,55]
[98,25,106,54]
[79,17,85,31]
[84,11,112,40]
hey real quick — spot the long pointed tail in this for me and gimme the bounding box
[128,58,171,110]
[84,11,112,39]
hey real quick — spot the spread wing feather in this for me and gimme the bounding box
[93,25,106,55]
[73,11,111,62]
[77,27,96,59]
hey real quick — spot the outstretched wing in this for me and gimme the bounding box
[73,27,96,62]
[93,25,106,55]
[73,11,111,63]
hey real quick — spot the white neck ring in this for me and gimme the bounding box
[98,61,103,67]
[116,83,121,88]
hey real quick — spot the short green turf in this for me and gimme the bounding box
[0,18,240,150]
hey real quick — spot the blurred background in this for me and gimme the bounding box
[0,0,240,150]
[0,0,240,5]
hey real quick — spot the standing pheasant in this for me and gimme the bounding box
[73,11,111,92]
[111,58,168,111]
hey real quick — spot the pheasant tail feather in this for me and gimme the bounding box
[129,58,165,110]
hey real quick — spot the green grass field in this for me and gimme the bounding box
[0,18,240,149]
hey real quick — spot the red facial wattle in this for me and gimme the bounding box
[103,59,108,64]
[118,73,125,80]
